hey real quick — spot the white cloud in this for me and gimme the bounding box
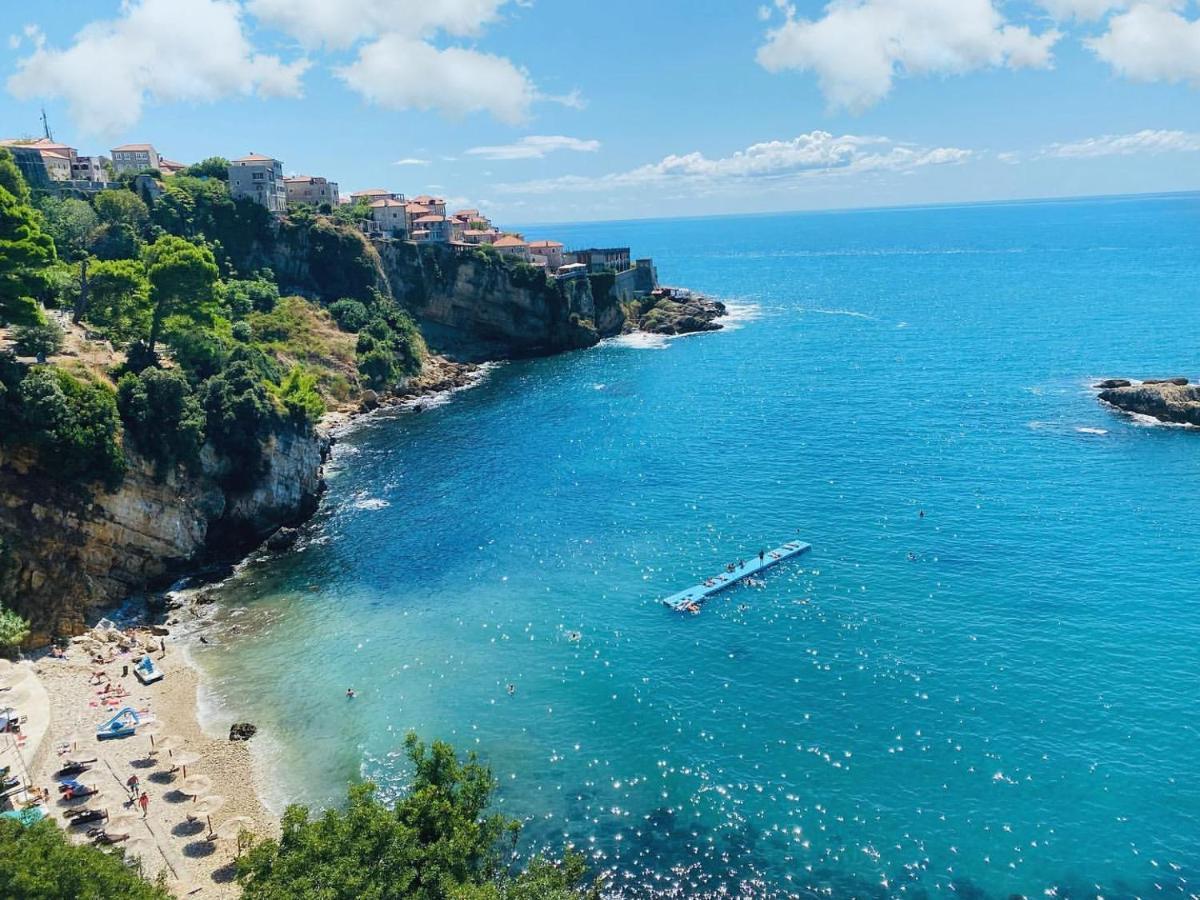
[394,157,431,166]
[466,135,601,160]
[7,0,308,136]
[1037,0,1126,20]
[1086,3,1200,86]
[756,0,1061,111]
[246,0,511,49]
[1042,128,1200,157]
[497,131,973,194]
[337,35,535,125]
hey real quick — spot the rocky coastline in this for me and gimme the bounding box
[629,292,728,336]
[1096,377,1200,427]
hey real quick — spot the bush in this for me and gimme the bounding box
[9,367,125,488]
[355,307,426,390]
[117,368,205,475]
[201,360,280,488]
[273,366,325,425]
[0,603,29,648]
[220,272,279,318]
[236,734,598,900]
[12,321,65,358]
[231,321,253,343]
[164,325,230,384]
[329,298,369,333]
[0,818,169,899]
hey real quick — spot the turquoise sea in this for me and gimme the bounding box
[193,194,1200,898]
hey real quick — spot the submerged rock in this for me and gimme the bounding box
[1099,380,1200,426]
[229,722,257,742]
[264,526,300,553]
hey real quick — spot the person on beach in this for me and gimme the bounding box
[159,639,166,659]
[138,792,149,817]
[126,774,140,798]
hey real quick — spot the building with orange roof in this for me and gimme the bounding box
[493,234,531,261]
[528,240,564,270]
[369,197,407,236]
[110,143,161,175]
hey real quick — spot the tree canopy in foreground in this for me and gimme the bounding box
[236,734,600,900]
[0,818,169,900]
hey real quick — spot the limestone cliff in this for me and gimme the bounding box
[376,243,611,358]
[0,428,326,643]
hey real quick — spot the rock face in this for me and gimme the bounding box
[376,242,608,358]
[0,426,327,644]
[1098,380,1200,427]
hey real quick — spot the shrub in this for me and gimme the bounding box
[10,367,125,488]
[355,306,426,390]
[329,298,369,333]
[0,603,29,649]
[117,368,205,475]
[0,818,169,899]
[231,321,253,343]
[273,366,325,425]
[12,321,65,358]
[201,360,280,488]
[164,326,230,384]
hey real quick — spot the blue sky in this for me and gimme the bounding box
[1,0,1197,223]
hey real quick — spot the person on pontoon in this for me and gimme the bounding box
[759,550,765,563]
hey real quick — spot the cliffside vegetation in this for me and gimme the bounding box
[0,148,425,492]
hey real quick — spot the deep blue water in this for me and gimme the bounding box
[195,194,1200,898]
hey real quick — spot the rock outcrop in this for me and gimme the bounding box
[0,427,327,644]
[1098,379,1200,427]
[633,295,727,335]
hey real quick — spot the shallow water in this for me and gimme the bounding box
[195,194,1200,898]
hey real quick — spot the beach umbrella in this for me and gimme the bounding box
[154,735,182,755]
[119,835,155,863]
[188,795,225,831]
[170,750,201,776]
[212,815,254,853]
[181,775,212,798]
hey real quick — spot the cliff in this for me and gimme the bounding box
[0,428,326,644]
[1098,378,1200,427]
[376,243,612,358]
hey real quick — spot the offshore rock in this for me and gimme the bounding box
[229,722,257,742]
[1099,380,1200,427]
[1095,379,1131,389]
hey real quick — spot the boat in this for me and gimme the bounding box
[96,706,141,740]
[133,654,164,685]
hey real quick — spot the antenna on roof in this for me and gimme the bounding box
[40,107,53,141]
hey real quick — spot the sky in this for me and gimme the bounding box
[1,0,1197,224]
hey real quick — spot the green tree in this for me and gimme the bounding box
[117,367,205,475]
[94,189,149,233]
[12,367,125,488]
[85,258,152,344]
[0,603,30,649]
[12,321,65,358]
[90,222,141,261]
[0,818,169,899]
[236,735,598,900]
[37,197,99,258]
[0,148,57,325]
[142,236,219,352]
[273,365,325,425]
[179,156,230,181]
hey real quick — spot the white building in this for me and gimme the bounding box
[228,153,286,213]
[110,143,161,175]
[70,155,108,181]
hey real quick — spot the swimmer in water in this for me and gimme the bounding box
[506,683,516,696]
[346,688,356,699]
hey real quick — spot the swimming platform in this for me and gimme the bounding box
[662,540,812,612]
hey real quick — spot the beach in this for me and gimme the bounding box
[17,628,276,897]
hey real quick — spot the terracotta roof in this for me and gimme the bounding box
[352,188,391,196]
[370,199,406,208]
[233,153,278,163]
[111,143,155,152]
[1,138,75,152]
[38,149,72,161]
[412,194,443,204]
[413,214,446,223]
[159,158,185,170]
[528,240,563,249]
[404,203,432,214]
[454,208,480,217]
[493,235,528,248]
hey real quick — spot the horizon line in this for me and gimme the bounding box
[510,188,1200,231]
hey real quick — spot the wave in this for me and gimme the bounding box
[798,307,879,321]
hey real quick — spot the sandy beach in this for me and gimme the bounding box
[16,628,277,897]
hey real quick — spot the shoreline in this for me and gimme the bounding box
[24,627,276,897]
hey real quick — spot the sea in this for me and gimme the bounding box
[190,193,1200,899]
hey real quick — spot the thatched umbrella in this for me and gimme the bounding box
[181,774,212,798]
[211,815,254,855]
[169,750,201,777]
[187,795,225,832]
[153,734,182,756]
